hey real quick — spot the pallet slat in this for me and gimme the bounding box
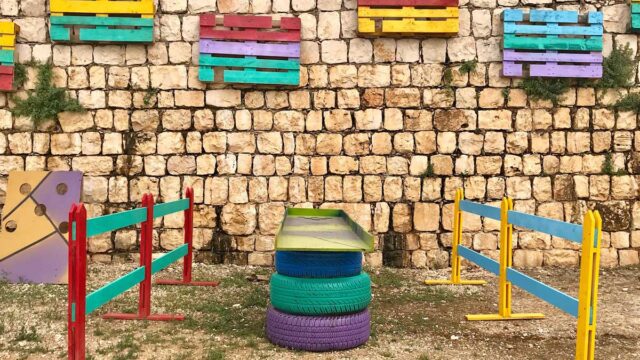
[224,70,300,86]
[0,50,13,63]
[357,2,459,36]
[358,0,458,5]
[50,0,154,15]
[0,22,16,91]
[200,28,300,42]
[199,55,299,70]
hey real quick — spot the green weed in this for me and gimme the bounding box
[459,59,478,75]
[520,77,570,105]
[12,326,40,343]
[612,92,640,113]
[206,348,225,360]
[596,45,635,89]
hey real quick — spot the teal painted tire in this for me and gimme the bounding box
[270,272,371,315]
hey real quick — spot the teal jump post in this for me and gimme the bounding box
[67,189,202,360]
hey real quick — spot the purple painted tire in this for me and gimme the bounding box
[265,306,370,352]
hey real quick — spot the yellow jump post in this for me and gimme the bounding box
[424,189,485,286]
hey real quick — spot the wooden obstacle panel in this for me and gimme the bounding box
[632,1,640,32]
[0,171,82,284]
[49,0,154,43]
[357,0,459,36]
[199,14,301,86]
[0,21,17,91]
[502,9,603,78]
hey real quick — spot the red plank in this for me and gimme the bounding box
[223,15,273,29]
[358,0,458,6]
[0,75,13,90]
[0,65,14,75]
[201,28,300,42]
[280,17,301,30]
[200,14,216,27]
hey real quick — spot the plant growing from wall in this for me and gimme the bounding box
[12,63,27,89]
[612,92,640,113]
[11,63,84,125]
[595,45,635,90]
[420,163,435,178]
[459,59,477,75]
[602,152,628,175]
[519,77,570,105]
[143,87,159,106]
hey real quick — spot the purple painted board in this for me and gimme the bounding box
[503,49,602,63]
[0,233,68,283]
[31,171,83,226]
[530,63,602,78]
[199,40,300,58]
[503,61,524,77]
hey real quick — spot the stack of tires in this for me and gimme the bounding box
[266,251,372,351]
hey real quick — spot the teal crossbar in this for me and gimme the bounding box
[507,211,583,244]
[459,200,501,220]
[153,199,189,218]
[507,268,579,317]
[457,245,500,275]
[151,244,189,275]
[85,266,146,315]
[86,208,147,237]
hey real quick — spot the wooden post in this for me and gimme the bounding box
[68,204,87,360]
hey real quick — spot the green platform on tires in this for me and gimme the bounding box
[275,208,374,252]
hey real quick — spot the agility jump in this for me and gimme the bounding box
[426,189,602,360]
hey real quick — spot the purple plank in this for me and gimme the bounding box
[502,61,523,77]
[503,50,602,63]
[31,171,83,226]
[200,40,300,58]
[0,233,67,284]
[530,64,603,78]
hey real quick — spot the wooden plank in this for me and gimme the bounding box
[632,4,640,13]
[153,199,189,218]
[588,12,603,24]
[199,55,299,70]
[358,6,458,18]
[507,210,583,244]
[151,244,188,275]
[79,27,153,42]
[503,22,602,36]
[0,34,15,48]
[502,9,523,22]
[633,14,640,31]
[0,22,15,34]
[0,74,13,91]
[223,15,273,29]
[50,25,71,41]
[223,69,300,85]
[528,10,578,23]
[459,200,501,221]
[280,17,301,30]
[529,63,602,78]
[49,0,154,15]
[85,266,146,314]
[507,268,579,317]
[200,40,300,58]
[0,65,14,75]
[457,245,500,276]
[50,15,154,27]
[200,28,300,42]
[503,34,602,51]
[0,50,14,64]
[358,0,458,6]
[86,207,147,237]
[503,50,602,63]
[358,18,377,33]
[199,13,216,26]
[198,67,214,82]
[381,18,459,33]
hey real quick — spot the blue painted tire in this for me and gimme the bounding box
[275,251,362,278]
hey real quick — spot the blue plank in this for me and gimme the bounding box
[153,199,189,219]
[503,22,602,36]
[459,200,501,221]
[507,268,579,317]
[507,211,583,244]
[529,10,578,23]
[588,12,603,24]
[151,244,188,275]
[85,266,146,314]
[86,207,147,237]
[503,9,523,22]
[457,245,500,276]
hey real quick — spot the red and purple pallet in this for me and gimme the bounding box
[198,14,301,86]
[502,9,603,79]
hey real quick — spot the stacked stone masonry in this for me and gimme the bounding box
[0,0,639,269]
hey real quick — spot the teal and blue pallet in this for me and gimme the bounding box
[50,15,153,43]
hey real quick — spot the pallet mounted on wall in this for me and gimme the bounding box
[49,0,154,43]
[502,9,603,78]
[357,0,459,36]
[198,14,301,86]
[0,21,17,91]
[632,0,640,32]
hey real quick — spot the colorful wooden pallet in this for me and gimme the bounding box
[199,14,301,86]
[49,0,154,43]
[357,0,459,36]
[632,1,640,32]
[502,9,603,78]
[0,21,17,91]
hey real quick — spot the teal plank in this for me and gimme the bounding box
[199,67,214,82]
[0,50,14,64]
[459,200,501,221]
[633,14,640,31]
[503,34,602,51]
[79,27,153,43]
[223,69,299,85]
[85,266,146,314]
[507,268,579,317]
[504,22,602,36]
[199,55,300,70]
[153,199,189,218]
[86,207,147,237]
[50,24,70,41]
[151,244,188,275]
[457,245,500,276]
[632,4,640,14]
[50,15,153,27]
[529,10,578,23]
[502,9,523,22]
[507,211,583,244]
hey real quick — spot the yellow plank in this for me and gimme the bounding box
[0,34,16,48]
[50,0,154,15]
[382,18,459,33]
[358,18,377,33]
[358,6,458,18]
[0,22,15,35]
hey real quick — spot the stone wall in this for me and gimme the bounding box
[0,0,639,268]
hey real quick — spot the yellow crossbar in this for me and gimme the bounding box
[0,22,15,35]
[50,0,154,15]
[358,6,458,18]
[0,34,15,48]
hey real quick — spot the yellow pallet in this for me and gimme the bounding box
[358,6,458,18]
[358,6,459,36]
[0,21,17,50]
[50,0,154,15]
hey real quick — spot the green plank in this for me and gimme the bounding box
[503,34,602,51]
[79,27,153,43]
[199,67,214,82]
[0,50,13,64]
[633,14,640,31]
[153,199,189,218]
[199,55,299,70]
[50,15,154,27]
[85,266,146,314]
[632,4,640,13]
[151,244,188,275]
[50,25,71,41]
[87,207,147,237]
[223,70,299,85]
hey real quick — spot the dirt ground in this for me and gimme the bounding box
[0,263,638,360]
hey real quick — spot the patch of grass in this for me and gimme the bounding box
[206,348,225,360]
[380,350,394,357]
[12,326,40,343]
[596,45,635,89]
[242,286,268,308]
[11,62,85,125]
[442,67,453,86]
[612,92,640,113]
[419,354,431,360]
[520,77,570,105]
[602,152,628,175]
[369,268,405,287]
[459,59,477,75]
[13,63,27,89]
[0,322,4,335]
[420,163,435,178]
[143,87,159,106]
[111,334,140,360]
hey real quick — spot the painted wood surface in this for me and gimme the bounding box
[459,200,501,221]
[0,21,16,91]
[507,210,584,244]
[86,207,147,237]
[457,245,500,275]
[50,0,154,15]
[632,4,640,32]
[358,2,459,36]
[153,199,189,218]
[150,244,189,274]
[85,266,146,314]
[502,9,603,79]
[506,268,579,317]
[198,13,301,86]
[358,0,457,5]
